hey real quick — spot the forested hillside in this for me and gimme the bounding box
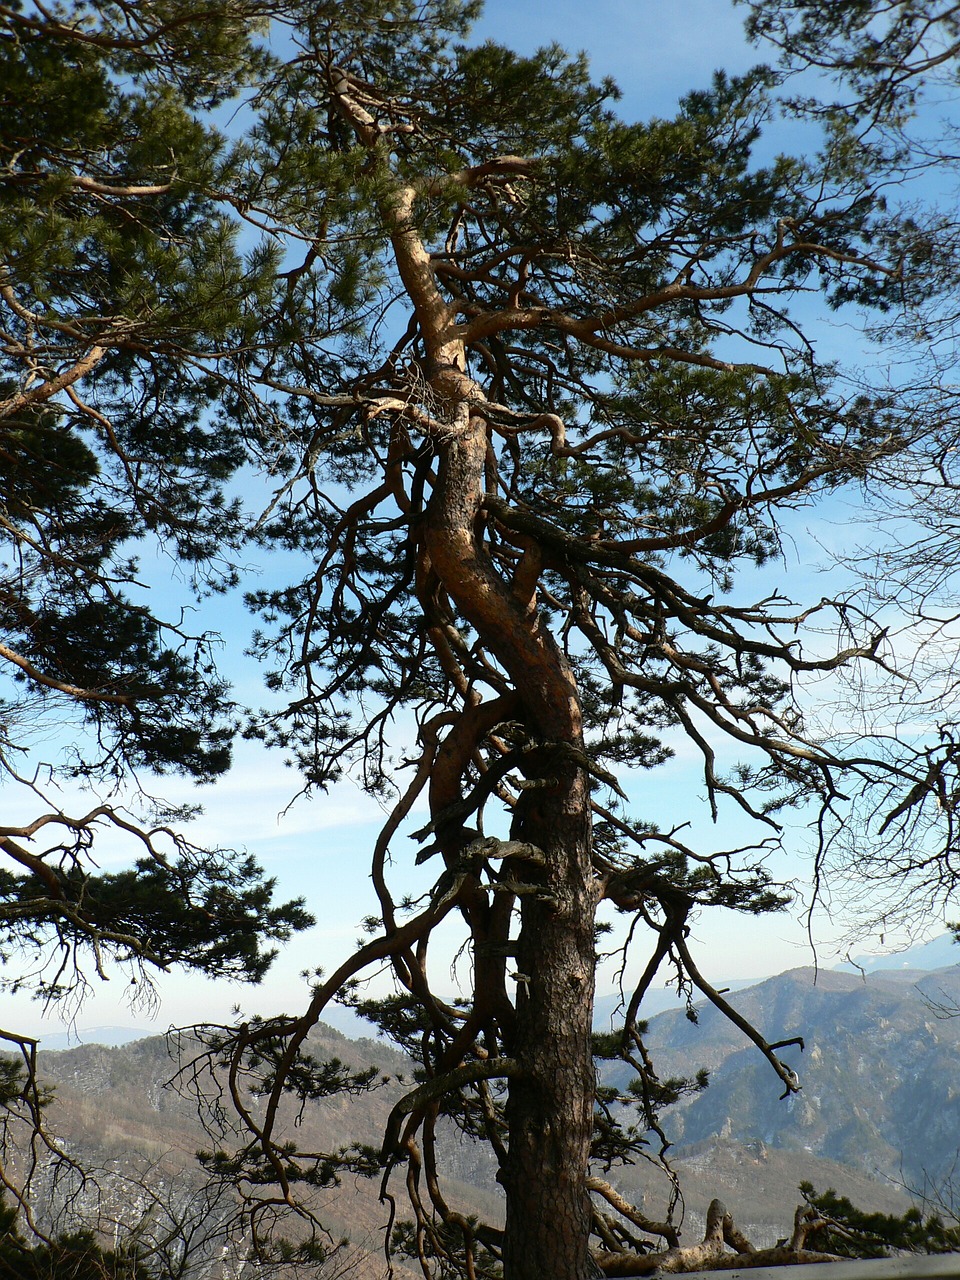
[639,966,960,1188]
[16,963,960,1268]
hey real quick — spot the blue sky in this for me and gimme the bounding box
[474,0,757,116]
[6,0,943,1043]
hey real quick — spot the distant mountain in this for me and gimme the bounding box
[634,964,960,1189]
[593,979,758,1029]
[37,1025,155,1051]
[26,970,957,1257]
[837,932,959,975]
[23,1025,432,1279]
[28,934,957,1048]
[593,932,959,1030]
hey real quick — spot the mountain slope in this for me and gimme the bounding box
[11,963,960,1267]
[639,965,960,1187]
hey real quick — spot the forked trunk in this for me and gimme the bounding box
[425,404,600,1277]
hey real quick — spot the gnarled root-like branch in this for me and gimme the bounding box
[381,1057,520,1160]
[594,1199,841,1276]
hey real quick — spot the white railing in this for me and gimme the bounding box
[684,1257,960,1280]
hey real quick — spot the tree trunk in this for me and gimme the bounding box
[378,160,602,1279]
[502,766,598,1280]
[424,399,600,1280]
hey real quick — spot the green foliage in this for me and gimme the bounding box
[0,850,312,990]
[0,1057,29,1110]
[800,1184,960,1258]
[0,1,312,1021]
[740,0,960,118]
[0,0,281,782]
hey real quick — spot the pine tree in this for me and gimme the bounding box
[4,3,960,1277]
[0,1192,152,1279]
[187,5,954,1276]
[797,1184,960,1260]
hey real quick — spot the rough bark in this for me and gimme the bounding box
[424,412,600,1278]
[502,766,598,1280]
[331,58,610,1270]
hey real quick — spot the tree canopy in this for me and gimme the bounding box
[3,1,960,1277]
